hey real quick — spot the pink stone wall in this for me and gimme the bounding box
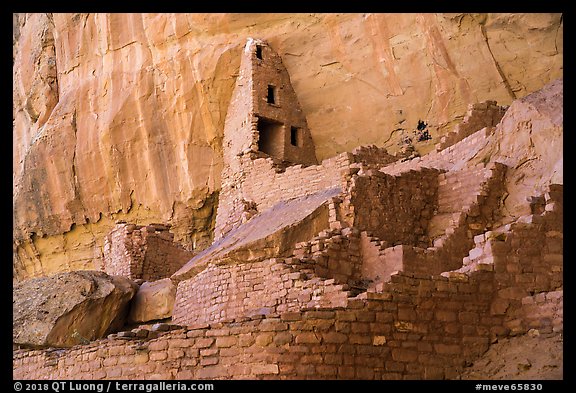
[172,257,349,326]
[103,224,193,281]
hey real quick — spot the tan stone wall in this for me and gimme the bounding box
[510,290,563,335]
[102,224,138,278]
[454,184,563,336]
[383,126,496,176]
[293,227,364,285]
[436,101,507,152]
[250,40,317,166]
[215,39,320,241]
[400,162,508,276]
[349,145,402,169]
[103,224,193,281]
[141,236,195,282]
[215,152,352,240]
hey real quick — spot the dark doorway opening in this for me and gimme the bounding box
[257,117,284,159]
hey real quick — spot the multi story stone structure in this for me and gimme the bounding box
[13,40,563,380]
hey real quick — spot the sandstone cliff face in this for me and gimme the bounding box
[13,13,563,280]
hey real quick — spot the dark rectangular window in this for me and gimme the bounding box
[256,45,263,60]
[267,85,276,104]
[290,126,302,147]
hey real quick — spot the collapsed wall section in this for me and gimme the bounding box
[292,227,364,286]
[400,162,508,277]
[172,187,339,283]
[103,223,193,281]
[508,290,563,335]
[436,101,507,152]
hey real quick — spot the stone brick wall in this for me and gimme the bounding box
[453,184,563,336]
[172,257,349,326]
[384,127,496,176]
[349,145,400,169]
[359,233,403,285]
[140,235,195,282]
[349,167,441,248]
[241,153,351,215]
[214,41,407,242]
[510,290,563,335]
[215,153,354,240]
[436,101,507,152]
[103,224,141,278]
[249,40,317,166]
[172,187,343,284]
[399,162,508,277]
[14,206,563,381]
[292,227,363,285]
[215,39,320,241]
[103,223,193,281]
[13,267,501,381]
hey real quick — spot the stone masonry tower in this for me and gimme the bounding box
[214,38,318,240]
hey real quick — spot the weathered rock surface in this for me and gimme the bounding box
[172,187,340,282]
[13,13,563,281]
[460,333,563,380]
[469,78,563,222]
[13,271,138,347]
[128,278,177,323]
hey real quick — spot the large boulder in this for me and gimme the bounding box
[13,270,138,347]
[128,278,176,323]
